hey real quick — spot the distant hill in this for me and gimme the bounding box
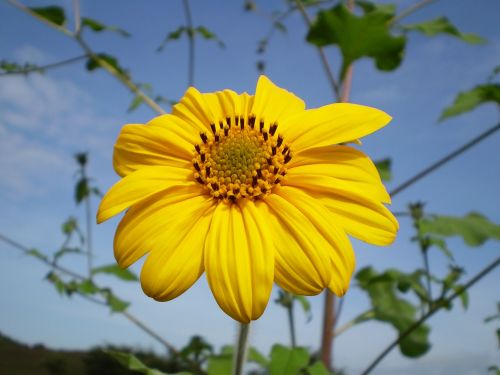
[0,332,190,375]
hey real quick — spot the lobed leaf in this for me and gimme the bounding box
[86,53,129,78]
[307,4,406,79]
[29,6,65,26]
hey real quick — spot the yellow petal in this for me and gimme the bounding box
[114,185,207,268]
[139,199,215,301]
[284,148,398,245]
[172,87,215,133]
[251,76,305,126]
[205,201,274,322]
[272,187,355,296]
[97,166,194,223]
[280,103,391,153]
[113,121,194,177]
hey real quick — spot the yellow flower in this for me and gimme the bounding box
[97,76,398,323]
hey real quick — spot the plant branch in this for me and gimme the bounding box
[422,248,432,312]
[359,255,500,375]
[295,0,341,100]
[182,0,195,86]
[287,300,297,348]
[232,323,251,375]
[390,122,500,197]
[390,0,438,25]
[0,55,87,77]
[333,310,375,337]
[0,232,183,358]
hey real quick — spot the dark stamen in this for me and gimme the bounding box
[284,154,292,164]
[269,123,278,136]
[200,133,208,144]
[259,120,264,132]
[224,127,229,136]
[277,135,283,147]
[266,157,273,165]
[249,116,256,128]
[228,195,236,203]
[272,146,277,155]
[282,146,289,154]
[252,175,258,187]
[219,121,224,129]
[205,166,211,176]
[210,123,216,134]
[215,134,220,142]
[211,182,219,190]
[201,153,206,162]
[193,162,201,172]
[226,117,232,127]
[263,131,268,141]
[196,176,204,184]
[195,144,201,153]
[239,117,244,129]
[261,187,267,193]
[233,187,240,195]
[257,169,263,178]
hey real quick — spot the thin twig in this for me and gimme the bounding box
[390,0,438,25]
[0,55,87,77]
[359,256,500,375]
[390,122,500,197]
[182,0,195,86]
[72,0,81,35]
[422,248,432,312]
[81,163,93,279]
[333,310,375,337]
[295,0,341,100]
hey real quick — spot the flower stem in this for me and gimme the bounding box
[232,323,250,375]
[287,300,297,348]
[182,0,195,87]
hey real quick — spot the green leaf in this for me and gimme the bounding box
[61,217,78,235]
[207,346,232,375]
[92,264,138,281]
[77,279,100,295]
[427,236,454,260]
[419,212,500,246]
[26,248,48,262]
[104,292,130,313]
[439,84,500,121]
[306,361,332,375]
[128,95,144,112]
[157,26,188,51]
[451,284,469,310]
[294,295,312,322]
[29,6,65,26]
[81,17,130,37]
[195,26,225,48]
[356,267,431,357]
[307,4,406,79]
[268,345,309,375]
[374,158,392,181]
[403,17,486,44]
[356,1,396,17]
[86,54,128,77]
[105,350,191,375]
[53,247,82,262]
[0,60,43,75]
[247,346,269,368]
[75,177,89,204]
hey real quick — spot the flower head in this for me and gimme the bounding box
[97,76,398,323]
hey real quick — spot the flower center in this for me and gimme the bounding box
[192,115,292,202]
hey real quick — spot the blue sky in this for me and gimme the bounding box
[1,0,499,374]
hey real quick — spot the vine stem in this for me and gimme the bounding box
[232,323,251,375]
[182,0,195,87]
[390,0,438,25]
[287,300,297,347]
[389,122,500,197]
[295,0,341,100]
[0,55,87,76]
[359,256,500,375]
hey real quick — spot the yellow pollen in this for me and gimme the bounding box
[192,116,291,202]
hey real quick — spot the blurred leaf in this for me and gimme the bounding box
[128,95,144,112]
[30,6,65,26]
[268,345,309,375]
[53,247,82,262]
[307,4,406,79]
[403,17,485,44]
[451,284,469,310]
[104,291,130,313]
[356,267,431,357]
[86,53,128,77]
[488,66,500,82]
[374,158,392,181]
[0,60,43,74]
[46,272,67,295]
[484,302,500,323]
[306,361,332,375]
[274,21,287,33]
[81,17,130,37]
[77,279,100,295]
[158,26,188,51]
[489,365,500,375]
[295,295,312,322]
[26,248,48,262]
[439,84,500,121]
[248,346,269,367]
[356,0,396,17]
[419,212,500,246]
[106,350,190,375]
[92,264,138,281]
[207,346,232,375]
[196,26,225,48]
[427,236,454,260]
[180,335,213,362]
[62,217,78,235]
[75,177,90,204]
[75,152,87,166]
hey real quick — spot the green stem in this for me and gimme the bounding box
[232,323,251,375]
[182,0,195,86]
[422,248,432,313]
[333,310,375,337]
[0,55,87,77]
[287,300,297,348]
